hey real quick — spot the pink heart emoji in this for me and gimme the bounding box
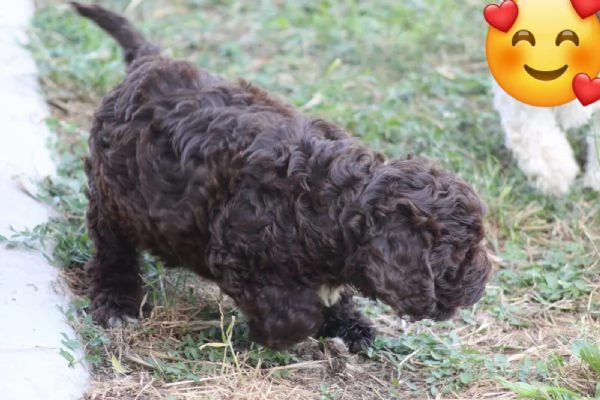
[573,73,600,106]
[570,0,600,18]
[484,0,519,33]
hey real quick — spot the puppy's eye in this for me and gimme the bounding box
[512,30,536,46]
[556,30,579,46]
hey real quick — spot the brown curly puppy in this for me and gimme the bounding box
[70,2,492,353]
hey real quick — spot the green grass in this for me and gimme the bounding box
[501,340,600,400]
[15,0,600,398]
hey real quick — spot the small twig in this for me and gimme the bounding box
[163,373,243,387]
[582,227,600,258]
[267,360,327,376]
[153,320,222,329]
[124,354,155,369]
[47,99,69,114]
[397,347,421,369]
[133,378,154,400]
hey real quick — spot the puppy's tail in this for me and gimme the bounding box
[69,2,160,65]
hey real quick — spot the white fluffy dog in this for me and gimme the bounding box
[492,81,600,196]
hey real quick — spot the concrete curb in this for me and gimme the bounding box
[0,1,89,399]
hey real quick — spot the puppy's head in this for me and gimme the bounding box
[343,158,491,321]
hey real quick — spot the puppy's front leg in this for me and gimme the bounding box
[316,289,375,354]
[233,284,325,351]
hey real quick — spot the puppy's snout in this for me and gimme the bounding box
[460,245,492,307]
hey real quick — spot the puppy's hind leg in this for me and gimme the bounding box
[316,289,375,354]
[84,172,146,327]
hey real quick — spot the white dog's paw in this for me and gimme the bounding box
[583,168,600,191]
[528,157,579,196]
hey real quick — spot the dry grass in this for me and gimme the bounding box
[61,267,408,399]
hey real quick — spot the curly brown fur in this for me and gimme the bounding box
[70,2,492,353]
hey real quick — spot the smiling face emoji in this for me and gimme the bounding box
[486,0,600,107]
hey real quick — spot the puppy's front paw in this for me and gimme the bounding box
[318,308,375,354]
[343,319,375,354]
[89,292,150,328]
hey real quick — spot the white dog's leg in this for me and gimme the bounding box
[583,119,600,191]
[554,99,600,191]
[492,82,579,196]
[553,99,595,130]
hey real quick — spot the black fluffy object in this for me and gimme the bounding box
[70,2,492,353]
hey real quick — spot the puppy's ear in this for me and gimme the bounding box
[347,227,438,320]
